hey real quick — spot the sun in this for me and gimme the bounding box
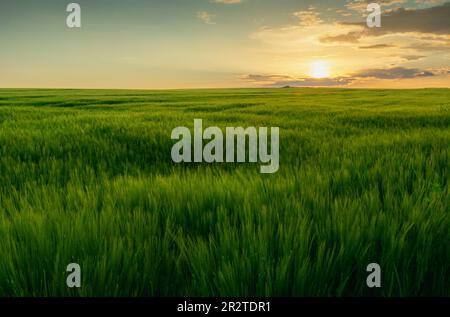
[309,60,330,79]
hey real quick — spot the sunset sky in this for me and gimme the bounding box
[1,0,449,89]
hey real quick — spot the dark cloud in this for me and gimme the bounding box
[400,55,426,61]
[240,67,435,87]
[320,2,450,43]
[240,74,355,87]
[321,31,366,43]
[269,77,354,87]
[406,41,450,51]
[240,74,293,82]
[358,44,397,49]
[367,3,450,35]
[352,67,435,79]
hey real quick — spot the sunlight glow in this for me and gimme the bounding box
[309,60,330,79]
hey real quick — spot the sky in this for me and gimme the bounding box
[0,0,449,89]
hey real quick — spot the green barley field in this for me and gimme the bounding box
[0,88,448,297]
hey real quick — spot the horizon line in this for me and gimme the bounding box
[1,87,449,91]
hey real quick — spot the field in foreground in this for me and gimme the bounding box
[0,88,448,296]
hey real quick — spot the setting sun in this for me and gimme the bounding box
[309,60,331,79]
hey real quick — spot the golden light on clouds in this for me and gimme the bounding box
[309,60,331,79]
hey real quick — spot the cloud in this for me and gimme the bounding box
[415,0,448,7]
[358,36,450,53]
[346,0,407,12]
[352,67,435,79]
[274,77,354,87]
[430,67,450,75]
[321,3,450,43]
[405,39,450,51]
[293,10,323,27]
[366,3,450,35]
[358,44,397,49]
[246,3,448,88]
[320,30,367,43]
[196,11,215,24]
[239,74,293,83]
[212,0,241,3]
[240,74,354,87]
[400,55,426,60]
[240,67,435,87]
